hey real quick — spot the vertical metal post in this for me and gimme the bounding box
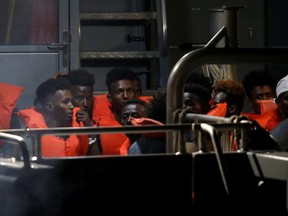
[223,6,242,49]
[223,6,243,79]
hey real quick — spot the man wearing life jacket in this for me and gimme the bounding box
[183,82,211,116]
[65,68,101,155]
[271,74,288,150]
[207,79,246,151]
[126,90,167,155]
[92,68,151,155]
[119,98,148,155]
[17,77,89,158]
[208,79,246,118]
[241,70,281,131]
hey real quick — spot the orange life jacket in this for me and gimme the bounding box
[139,95,153,103]
[17,107,89,157]
[242,100,281,131]
[92,94,152,155]
[92,94,113,122]
[207,103,227,117]
[92,94,152,122]
[0,82,24,129]
[119,117,165,155]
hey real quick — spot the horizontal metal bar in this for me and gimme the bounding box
[80,51,160,59]
[80,12,157,21]
[0,124,192,136]
[0,122,251,137]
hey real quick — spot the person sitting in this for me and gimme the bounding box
[273,74,288,121]
[174,72,212,123]
[186,72,213,98]
[121,98,148,127]
[242,70,276,115]
[208,79,246,117]
[128,90,167,155]
[241,70,280,131]
[271,74,288,150]
[178,82,213,152]
[204,79,246,151]
[92,68,151,155]
[183,82,211,115]
[65,68,101,155]
[17,77,89,158]
[119,98,148,155]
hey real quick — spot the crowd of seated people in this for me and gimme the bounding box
[1,68,288,158]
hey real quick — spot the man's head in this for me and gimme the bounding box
[121,98,148,126]
[212,79,246,117]
[242,70,276,114]
[66,68,95,118]
[121,98,148,143]
[35,78,74,127]
[106,68,142,122]
[183,83,211,114]
[186,72,213,96]
[275,74,288,120]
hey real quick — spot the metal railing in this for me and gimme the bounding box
[0,124,191,159]
[166,46,288,153]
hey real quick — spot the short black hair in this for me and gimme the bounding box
[184,83,211,106]
[67,68,95,87]
[242,70,276,99]
[186,72,213,95]
[122,98,148,109]
[34,77,71,106]
[106,68,141,89]
[146,90,166,123]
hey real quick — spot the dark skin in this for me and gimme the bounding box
[71,85,94,126]
[276,91,288,120]
[70,85,101,155]
[43,89,74,128]
[132,79,142,97]
[53,72,94,126]
[107,79,137,124]
[121,103,147,126]
[212,91,239,117]
[41,89,74,140]
[249,85,275,114]
[183,92,206,114]
[121,103,147,144]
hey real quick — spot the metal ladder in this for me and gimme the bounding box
[70,0,167,90]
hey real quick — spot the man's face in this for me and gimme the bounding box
[51,89,74,126]
[277,91,288,119]
[121,103,147,126]
[121,103,147,143]
[71,85,94,117]
[183,92,204,114]
[108,80,137,115]
[211,91,231,117]
[250,85,275,114]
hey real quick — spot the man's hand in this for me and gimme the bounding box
[76,108,93,126]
